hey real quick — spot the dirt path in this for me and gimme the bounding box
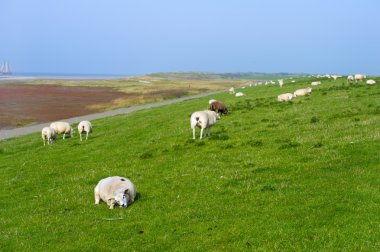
[0,90,225,141]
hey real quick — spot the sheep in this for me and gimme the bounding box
[366,79,376,85]
[209,101,228,114]
[228,87,235,94]
[50,121,74,140]
[294,88,312,97]
[190,110,220,139]
[354,74,367,82]
[277,93,294,102]
[235,92,245,97]
[311,81,321,86]
[278,79,284,88]
[94,176,137,209]
[347,75,354,82]
[41,127,57,146]
[78,120,93,141]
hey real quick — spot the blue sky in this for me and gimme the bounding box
[1,0,379,75]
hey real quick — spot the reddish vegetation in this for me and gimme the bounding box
[0,85,127,129]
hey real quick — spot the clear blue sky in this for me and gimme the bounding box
[1,0,379,76]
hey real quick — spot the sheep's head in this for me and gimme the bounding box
[110,189,130,208]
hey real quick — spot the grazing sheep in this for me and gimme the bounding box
[235,92,245,97]
[278,79,284,88]
[41,127,57,146]
[95,176,137,209]
[209,101,228,115]
[228,87,235,94]
[190,110,220,139]
[366,79,376,85]
[277,93,294,102]
[347,75,354,82]
[311,81,321,86]
[50,121,74,140]
[294,88,312,97]
[78,120,93,141]
[354,74,367,82]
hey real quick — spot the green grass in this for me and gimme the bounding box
[1,77,380,250]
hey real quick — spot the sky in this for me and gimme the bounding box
[1,0,379,76]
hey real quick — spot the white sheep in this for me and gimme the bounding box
[311,81,321,86]
[78,120,93,141]
[366,79,376,85]
[277,93,294,102]
[94,176,137,209]
[228,87,235,94]
[354,74,367,82]
[235,92,245,97]
[50,121,74,140]
[294,88,312,97]
[190,110,220,139]
[347,75,354,82]
[278,79,284,88]
[41,127,57,146]
[208,99,217,105]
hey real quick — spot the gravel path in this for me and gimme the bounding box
[0,90,225,141]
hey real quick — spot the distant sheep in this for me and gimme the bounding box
[209,101,228,115]
[228,87,235,94]
[354,74,367,82]
[366,79,376,85]
[41,127,57,146]
[347,75,354,82]
[78,120,93,141]
[94,176,137,209]
[190,110,220,139]
[277,93,294,102]
[311,81,321,86]
[278,79,284,88]
[294,88,312,97]
[50,121,74,140]
[235,92,245,97]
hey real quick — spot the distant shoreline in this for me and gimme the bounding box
[0,73,132,82]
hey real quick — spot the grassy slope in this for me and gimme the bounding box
[1,77,379,250]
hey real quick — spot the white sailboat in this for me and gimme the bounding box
[1,61,12,75]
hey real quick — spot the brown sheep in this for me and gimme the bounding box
[209,101,228,115]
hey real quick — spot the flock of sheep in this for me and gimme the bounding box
[41,120,93,145]
[40,73,375,209]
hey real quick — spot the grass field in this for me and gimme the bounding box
[1,77,379,250]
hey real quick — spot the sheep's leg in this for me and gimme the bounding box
[94,188,100,205]
[63,133,66,140]
[192,127,196,140]
[43,138,46,146]
[80,133,82,141]
[85,132,89,141]
[200,128,204,139]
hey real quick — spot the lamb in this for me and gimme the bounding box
[41,127,57,146]
[294,88,312,97]
[228,87,235,94]
[347,75,354,82]
[190,110,220,139]
[277,93,294,102]
[50,121,74,140]
[235,92,245,97]
[311,81,321,86]
[354,74,367,82]
[94,176,137,209]
[278,79,284,88]
[366,79,376,85]
[78,120,93,141]
[209,101,228,114]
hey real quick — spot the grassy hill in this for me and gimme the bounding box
[1,77,379,250]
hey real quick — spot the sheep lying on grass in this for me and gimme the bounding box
[95,176,137,209]
[50,121,74,140]
[311,81,321,86]
[78,120,93,141]
[209,100,228,115]
[294,88,312,97]
[277,93,293,102]
[41,127,57,146]
[366,80,376,85]
[190,110,220,139]
[235,92,245,97]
